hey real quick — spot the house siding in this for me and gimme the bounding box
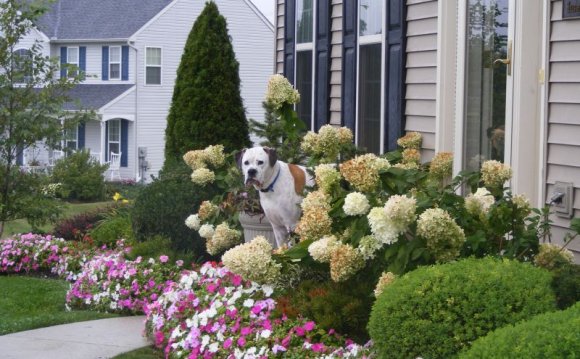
[546,0,580,254]
[405,0,438,161]
[135,0,274,178]
[51,43,135,84]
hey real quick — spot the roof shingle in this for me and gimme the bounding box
[64,84,134,111]
[37,0,173,40]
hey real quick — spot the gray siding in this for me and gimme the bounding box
[546,0,580,254]
[405,0,438,161]
[276,0,285,74]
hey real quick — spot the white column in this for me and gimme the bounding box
[100,120,106,163]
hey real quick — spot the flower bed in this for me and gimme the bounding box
[145,262,372,358]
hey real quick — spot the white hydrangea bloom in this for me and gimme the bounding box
[465,187,495,216]
[222,236,281,284]
[198,224,215,239]
[185,214,201,230]
[343,192,371,216]
[357,235,383,260]
[308,235,341,263]
[367,207,398,245]
[190,168,215,186]
[383,195,417,234]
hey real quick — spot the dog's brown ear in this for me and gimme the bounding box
[263,147,278,167]
[235,148,247,169]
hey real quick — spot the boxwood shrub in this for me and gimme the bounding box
[459,302,579,358]
[368,257,556,359]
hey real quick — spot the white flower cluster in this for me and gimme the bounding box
[308,235,341,263]
[357,235,382,260]
[206,222,241,255]
[222,236,281,284]
[465,187,495,218]
[367,195,416,245]
[417,208,466,263]
[264,74,300,110]
[314,164,341,194]
[481,160,512,189]
[383,195,417,234]
[340,154,390,192]
[184,214,201,230]
[301,125,353,163]
[190,167,215,186]
[343,192,371,216]
[198,224,215,239]
[330,244,364,282]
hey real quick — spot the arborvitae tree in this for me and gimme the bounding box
[164,1,250,168]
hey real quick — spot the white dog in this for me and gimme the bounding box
[237,147,313,248]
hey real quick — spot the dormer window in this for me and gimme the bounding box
[109,46,121,80]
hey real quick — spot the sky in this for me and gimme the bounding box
[250,0,275,24]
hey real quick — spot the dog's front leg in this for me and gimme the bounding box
[271,224,289,249]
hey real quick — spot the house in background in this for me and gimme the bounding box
[16,0,274,181]
[276,0,580,257]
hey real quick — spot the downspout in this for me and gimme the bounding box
[127,40,140,182]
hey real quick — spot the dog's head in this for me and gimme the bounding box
[237,147,278,188]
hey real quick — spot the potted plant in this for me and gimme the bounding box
[229,186,276,246]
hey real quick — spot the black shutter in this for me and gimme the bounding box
[121,120,128,167]
[121,46,129,81]
[102,46,109,81]
[314,1,331,130]
[384,0,407,151]
[105,121,109,161]
[284,0,296,83]
[60,47,67,78]
[78,123,85,149]
[342,0,357,132]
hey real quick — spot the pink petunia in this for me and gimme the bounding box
[223,338,233,349]
[303,321,316,332]
[159,255,169,263]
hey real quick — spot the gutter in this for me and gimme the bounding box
[49,38,130,44]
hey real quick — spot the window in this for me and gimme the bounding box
[65,127,78,150]
[295,0,314,130]
[145,47,161,85]
[108,120,121,156]
[14,49,32,84]
[109,46,121,80]
[67,47,79,78]
[357,0,383,154]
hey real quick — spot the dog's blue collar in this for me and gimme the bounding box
[260,167,281,193]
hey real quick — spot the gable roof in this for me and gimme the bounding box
[64,84,134,111]
[36,0,173,40]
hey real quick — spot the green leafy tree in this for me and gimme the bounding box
[0,0,92,236]
[164,1,250,168]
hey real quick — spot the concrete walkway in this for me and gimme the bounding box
[0,316,151,359]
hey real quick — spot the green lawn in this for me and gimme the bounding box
[0,275,117,335]
[113,347,163,359]
[2,201,112,238]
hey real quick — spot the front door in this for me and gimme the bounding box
[460,0,544,203]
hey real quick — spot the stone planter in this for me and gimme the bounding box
[238,211,276,247]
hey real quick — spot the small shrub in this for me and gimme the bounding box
[459,302,580,359]
[89,214,134,248]
[368,257,556,359]
[125,235,175,262]
[551,263,580,309]
[104,179,144,200]
[275,278,374,343]
[53,208,108,241]
[131,161,217,260]
[51,150,109,201]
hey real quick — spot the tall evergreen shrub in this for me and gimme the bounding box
[164,1,250,169]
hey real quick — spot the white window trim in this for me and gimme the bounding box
[294,0,316,131]
[144,46,162,86]
[65,126,78,150]
[14,48,32,85]
[355,2,386,154]
[108,119,121,156]
[109,46,121,81]
[67,46,79,77]
[446,0,545,206]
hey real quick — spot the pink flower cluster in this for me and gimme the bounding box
[145,262,373,358]
[66,253,184,314]
[0,233,69,274]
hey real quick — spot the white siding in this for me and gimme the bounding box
[405,0,438,161]
[103,88,136,114]
[50,42,135,84]
[84,120,102,154]
[546,0,580,255]
[17,29,50,57]
[134,0,274,179]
